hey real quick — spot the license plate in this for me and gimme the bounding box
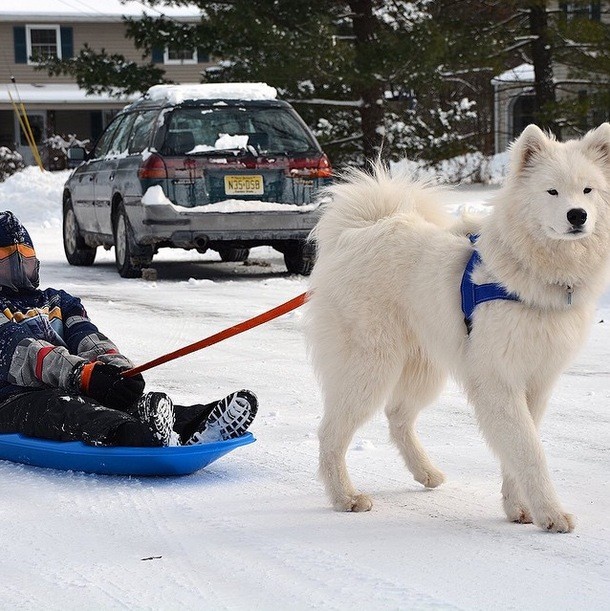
[224,175,264,195]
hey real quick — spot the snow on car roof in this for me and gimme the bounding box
[146,83,278,104]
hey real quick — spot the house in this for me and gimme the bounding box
[0,0,207,165]
[492,1,609,153]
[492,63,536,154]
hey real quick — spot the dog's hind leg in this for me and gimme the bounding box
[318,353,402,513]
[385,355,446,489]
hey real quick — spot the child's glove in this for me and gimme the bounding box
[79,362,145,410]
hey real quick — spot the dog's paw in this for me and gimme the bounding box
[503,498,533,524]
[333,493,373,512]
[415,468,445,489]
[536,511,575,533]
[510,509,533,524]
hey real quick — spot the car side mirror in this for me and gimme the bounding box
[67,146,88,169]
[67,146,86,162]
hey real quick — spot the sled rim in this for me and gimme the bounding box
[0,432,255,476]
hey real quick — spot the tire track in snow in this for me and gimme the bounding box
[167,509,461,610]
[111,480,222,607]
[235,439,610,586]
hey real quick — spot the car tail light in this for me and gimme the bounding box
[288,154,332,179]
[138,154,168,179]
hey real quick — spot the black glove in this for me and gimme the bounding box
[80,362,145,410]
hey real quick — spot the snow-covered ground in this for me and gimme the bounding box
[0,168,608,609]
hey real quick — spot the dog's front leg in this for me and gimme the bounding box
[466,378,574,533]
[501,383,555,524]
[501,467,532,524]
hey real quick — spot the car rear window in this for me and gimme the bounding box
[160,106,318,156]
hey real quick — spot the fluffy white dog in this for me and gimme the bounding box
[306,123,610,532]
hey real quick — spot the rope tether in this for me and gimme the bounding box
[123,292,308,377]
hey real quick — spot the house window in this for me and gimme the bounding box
[26,25,61,64]
[561,2,601,21]
[15,111,46,146]
[164,46,198,65]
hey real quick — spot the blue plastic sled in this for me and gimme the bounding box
[0,432,255,476]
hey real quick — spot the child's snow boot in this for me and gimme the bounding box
[185,390,257,445]
[135,392,178,446]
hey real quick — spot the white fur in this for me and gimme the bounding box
[306,123,610,532]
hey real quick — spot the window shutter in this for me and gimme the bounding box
[197,47,209,63]
[60,27,73,59]
[151,47,164,63]
[14,26,27,64]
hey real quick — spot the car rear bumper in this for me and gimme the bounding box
[127,200,322,246]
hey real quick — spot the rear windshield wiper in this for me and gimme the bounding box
[185,147,251,157]
[266,150,320,157]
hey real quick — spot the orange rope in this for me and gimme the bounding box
[123,292,309,377]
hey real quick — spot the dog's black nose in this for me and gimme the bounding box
[567,208,587,227]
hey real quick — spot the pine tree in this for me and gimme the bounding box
[125,0,449,162]
[35,0,609,163]
[37,0,481,164]
[41,44,165,96]
[480,0,610,135]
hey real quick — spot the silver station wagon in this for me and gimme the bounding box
[63,83,332,277]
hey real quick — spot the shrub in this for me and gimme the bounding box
[0,147,25,182]
[41,134,90,171]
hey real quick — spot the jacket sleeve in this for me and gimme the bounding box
[59,290,134,369]
[0,311,85,391]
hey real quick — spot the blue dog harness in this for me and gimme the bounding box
[460,235,519,334]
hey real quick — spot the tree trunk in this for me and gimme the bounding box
[349,0,385,161]
[529,1,557,133]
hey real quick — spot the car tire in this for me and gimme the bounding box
[113,203,153,278]
[283,240,315,275]
[63,196,96,266]
[218,247,250,262]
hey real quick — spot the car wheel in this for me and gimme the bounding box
[63,196,96,266]
[218,247,250,262]
[283,241,315,275]
[113,203,153,278]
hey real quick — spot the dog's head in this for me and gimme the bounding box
[508,122,610,242]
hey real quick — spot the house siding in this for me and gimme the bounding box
[0,14,211,164]
[0,21,210,86]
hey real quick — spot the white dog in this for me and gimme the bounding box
[305,123,610,532]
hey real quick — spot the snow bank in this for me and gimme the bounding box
[391,151,510,185]
[0,150,507,238]
[0,167,69,228]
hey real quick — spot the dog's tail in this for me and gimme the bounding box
[311,160,451,252]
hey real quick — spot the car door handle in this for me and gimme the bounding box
[88,175,95,181]
[109,173,115,181]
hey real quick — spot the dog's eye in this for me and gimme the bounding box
[583,187,592,194]
[547,189,558,196]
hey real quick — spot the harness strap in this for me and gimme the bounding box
[460,237,519,334]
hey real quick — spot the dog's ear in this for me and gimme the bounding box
[581,122,610,167]
[510,124,552,173]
